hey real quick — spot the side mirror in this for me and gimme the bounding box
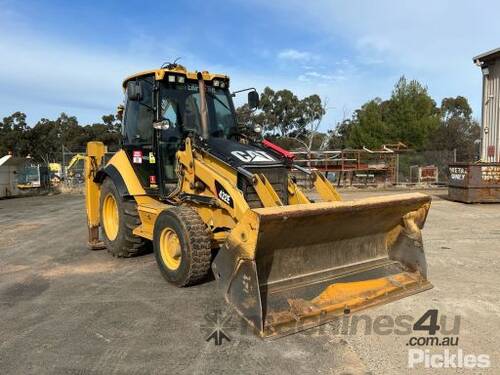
[127,81,143,101]
[248,90,260,109]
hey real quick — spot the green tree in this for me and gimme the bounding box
[333,76,440,150]
[345,98,388,148]
[258,87,302,136]
[28,118,60,163]
[385,76,439,150]
[0,112,122,163]
[429,96,480,161]
[236,88,327,144]
[235,103,253,127]
[55,113,86,151]
[81,114,121,151]
[0,112,31,157]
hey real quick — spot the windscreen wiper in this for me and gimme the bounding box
[206,91,231,112]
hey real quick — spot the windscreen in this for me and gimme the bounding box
[159,81,238,139]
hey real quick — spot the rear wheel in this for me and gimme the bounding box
[153,206,212,286]
[100,178,148,257]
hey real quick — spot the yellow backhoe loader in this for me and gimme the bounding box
[84,63,432,338]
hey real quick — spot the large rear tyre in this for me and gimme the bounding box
[100,178,148,257]
[153,206,212,286]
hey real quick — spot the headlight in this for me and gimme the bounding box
[168,75,175,83]
[213,80,220,87]
[254,124,262,133]
[220,81,226,88]
[177,76,185,83]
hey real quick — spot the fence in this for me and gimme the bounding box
[293,149,398,188]
[397,150,456,185]
[292,149,458,188]
[61,148,116,188]
[57,147,458,190]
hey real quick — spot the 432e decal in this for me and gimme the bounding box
[215,181,233,207]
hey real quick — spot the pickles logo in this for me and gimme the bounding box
[408,349,490,369]
[231,150,275,163]
[215,181,233,207]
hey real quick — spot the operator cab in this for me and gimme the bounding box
[120,65,258,198]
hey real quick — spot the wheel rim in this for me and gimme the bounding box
[102,193,119,240]
[160,228,182,270]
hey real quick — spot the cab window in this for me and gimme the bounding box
[123,75,154,145]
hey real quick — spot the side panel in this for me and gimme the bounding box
[104,150,167,240]
[105,150,148,196]
[87,147,167,243]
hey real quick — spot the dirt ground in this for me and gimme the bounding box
[0,190,499,374]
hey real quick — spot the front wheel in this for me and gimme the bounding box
[153,206,212,286]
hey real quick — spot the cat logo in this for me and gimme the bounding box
[231,150,276,163]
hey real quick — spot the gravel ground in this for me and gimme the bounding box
[0,190,498,374]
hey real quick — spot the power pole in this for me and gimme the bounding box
[62,144,65,181]
[395,153,399,185]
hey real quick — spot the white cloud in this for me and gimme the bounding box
[298,71,347,82]
[6,0,493,134]
[278,49,317,61]
[0,1,387,131]
[0,30,145,122]
[0,25,295,127]
[255,0,498,121]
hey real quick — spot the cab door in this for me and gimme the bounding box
[156,93,183,197]
[122,75,158,194]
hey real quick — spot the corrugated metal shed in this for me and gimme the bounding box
[474,48,500,162]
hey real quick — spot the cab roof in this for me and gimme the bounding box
[122,64,229,89]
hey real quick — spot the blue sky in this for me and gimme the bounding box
[1,0,498,131]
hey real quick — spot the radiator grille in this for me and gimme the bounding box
[238,167,289,208]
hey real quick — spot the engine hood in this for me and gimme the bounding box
[205,138,285,168]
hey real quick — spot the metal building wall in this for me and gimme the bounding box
[481,60,500,162]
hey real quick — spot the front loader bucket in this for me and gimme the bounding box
[212,193,432,338]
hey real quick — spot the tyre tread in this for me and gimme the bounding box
[172,206,212,286]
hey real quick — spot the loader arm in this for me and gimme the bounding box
[174,140,434,338]
[176,137,250,222]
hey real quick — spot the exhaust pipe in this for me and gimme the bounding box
[197,72,209,139]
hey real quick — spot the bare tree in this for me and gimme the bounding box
[318,105,350,151]
[293,97,329,167]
